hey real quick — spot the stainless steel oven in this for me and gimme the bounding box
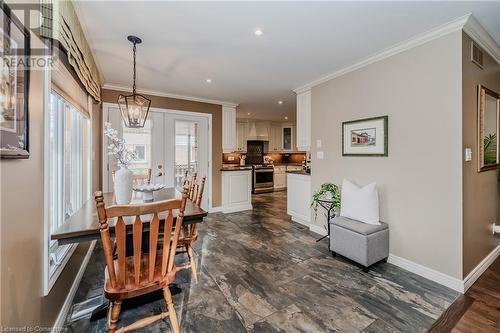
[253,165,274,193]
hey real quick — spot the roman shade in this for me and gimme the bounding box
[51,57,90,118]
[41,0,102,102]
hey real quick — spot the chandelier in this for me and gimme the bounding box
[117,36,151,128]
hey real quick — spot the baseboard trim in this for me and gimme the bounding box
[209,206,223,213]
[463,245,500,292]
[53,240,96,330]
[388,254,464,293]
[222,204,253,214]
[291,216,310,227]
[309,223,327,236]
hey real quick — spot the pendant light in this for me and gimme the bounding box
[117,35,151,128]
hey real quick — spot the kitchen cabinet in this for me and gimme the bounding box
[269,124,282,151]
[282,126,296,151]
[236,121,248,152]
[287,172,311,226]
[296,90,311,151]
[222,169,253,213]
[273,165,286,189]
[222,106,236,153]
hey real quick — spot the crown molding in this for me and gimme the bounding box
[463,15,500,66]
[294,14,473,94]
[102,83,239,108]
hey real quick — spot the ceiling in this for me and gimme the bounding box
[74,1,500,121]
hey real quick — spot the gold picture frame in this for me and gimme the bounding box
[477,85,500,172]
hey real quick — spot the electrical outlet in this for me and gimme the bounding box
[317,151,324,159]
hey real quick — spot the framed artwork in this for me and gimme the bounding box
[477,85,499,172]
[342,116,388,156]
[0,2,30,159]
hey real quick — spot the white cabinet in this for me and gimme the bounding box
[282,126,296,151]
[236,121,248,152]
[296,90,311,151]
[222,170,253,213]
[269,124,282,152]
[273,165,286,189]
[287,173,311,226]
[222,106,236,153]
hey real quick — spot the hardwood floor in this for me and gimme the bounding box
[65,191,458,332]
[429,257,500,333]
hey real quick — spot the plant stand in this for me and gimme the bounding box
[315,199,336,242]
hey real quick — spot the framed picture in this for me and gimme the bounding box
[0,2,30,159]
[477,85,499,172]
[342,116,388,156]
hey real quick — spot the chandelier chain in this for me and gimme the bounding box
[132,41,137,95]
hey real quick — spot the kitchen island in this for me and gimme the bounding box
[221,167,253,213]
[287,171,311,226]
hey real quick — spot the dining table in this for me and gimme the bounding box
[51,187,207,245]
[51,187,208,321]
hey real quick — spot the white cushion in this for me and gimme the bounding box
[340,179,380,225]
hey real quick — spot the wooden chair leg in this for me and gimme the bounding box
[108,300,122,333]
[163,287,181,333]
[186,244,198,284]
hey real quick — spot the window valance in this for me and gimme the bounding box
[41,0,102,102]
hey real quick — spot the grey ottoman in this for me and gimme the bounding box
[329,216,389,272]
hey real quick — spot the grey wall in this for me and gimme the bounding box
[462,32,500,277]
[310,31,464,279]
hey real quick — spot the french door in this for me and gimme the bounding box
[103,105,210,209]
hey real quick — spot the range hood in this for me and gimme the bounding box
[247,121,270,141]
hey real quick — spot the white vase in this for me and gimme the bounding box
[114,166,133,204]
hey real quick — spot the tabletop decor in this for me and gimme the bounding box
[477,85,499,172]
[0,2,30,159]
[133,183,166,201]
[311,182,341,242]
[342,116,388,156]
[104,122,137,204]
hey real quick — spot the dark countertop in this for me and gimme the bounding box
[286,170,311,176]
[273,163,304,166]
[220,166,253,171]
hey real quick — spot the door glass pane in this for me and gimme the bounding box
[175,121,199,188]
[122,119,152,179]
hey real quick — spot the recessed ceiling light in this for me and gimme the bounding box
[278,100,283,105]
[205,78,212,83]
[284,116,289,120]
[254,29,263,36]
[247,112,251,115]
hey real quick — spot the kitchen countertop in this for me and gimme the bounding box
[286,170,311,176]
[220,166,253,171]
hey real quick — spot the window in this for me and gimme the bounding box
[45,91,91,293]
[133,145,146,162]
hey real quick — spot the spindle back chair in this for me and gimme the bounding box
[94,185,189,333]
[177,176,206,283]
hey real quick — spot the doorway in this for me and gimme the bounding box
[102,104,211,209]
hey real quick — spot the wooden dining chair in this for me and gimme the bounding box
[94,185,189,333]
[177,176,205,284]
[187,172,197,200]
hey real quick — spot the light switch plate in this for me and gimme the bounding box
[316,139,322,148]
[464,148,472,162]
[317,151,324,159]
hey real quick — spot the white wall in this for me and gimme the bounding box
[310,31,463,279]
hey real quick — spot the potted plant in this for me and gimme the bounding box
[311,182,341,219]
[104,122,137,204]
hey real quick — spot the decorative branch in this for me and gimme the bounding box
[104,122,137,168]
